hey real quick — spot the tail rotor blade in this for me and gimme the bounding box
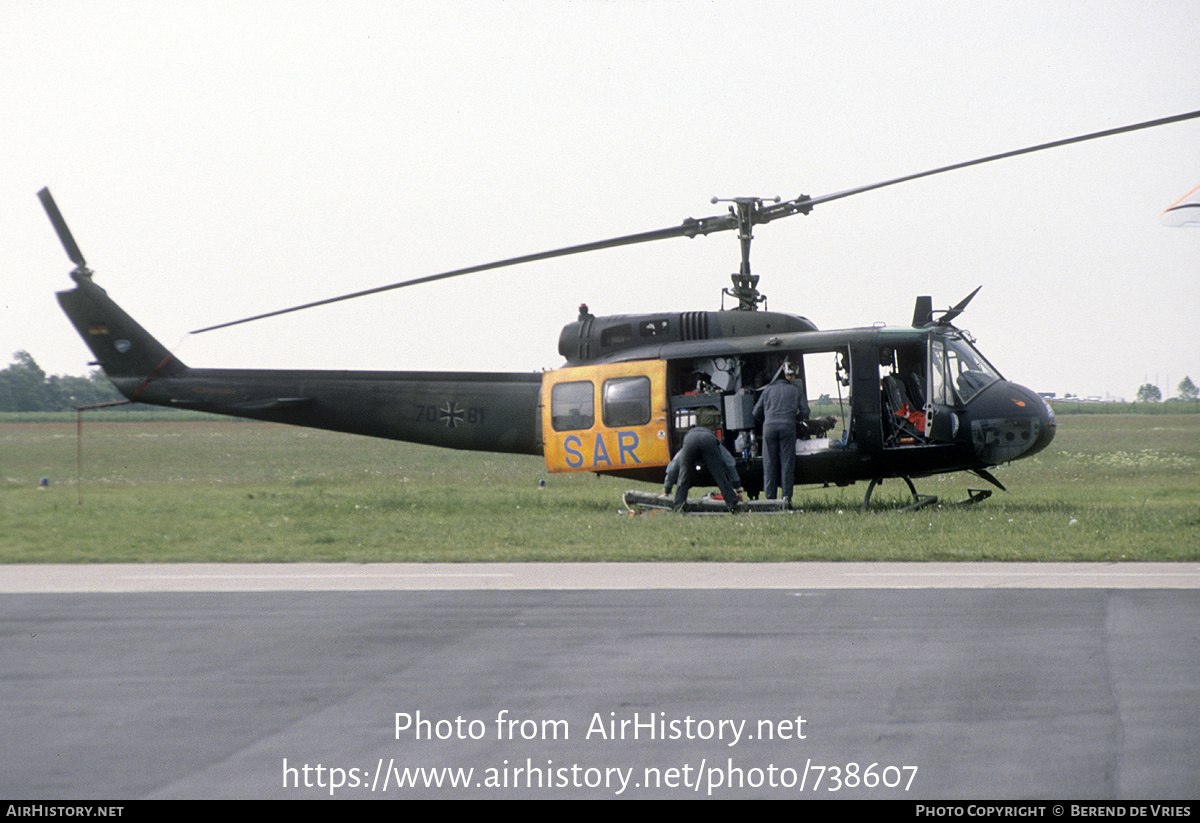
[38,188,88,270]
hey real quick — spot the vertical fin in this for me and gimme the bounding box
[40,188,188,381]
[57,276,188,379]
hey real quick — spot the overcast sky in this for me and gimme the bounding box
[5,1,1198,400]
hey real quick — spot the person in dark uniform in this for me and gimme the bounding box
[669,426,743,513]
[754,362,808,506]
[664,436,742,498]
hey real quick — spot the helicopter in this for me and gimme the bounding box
[41,109,1200,510]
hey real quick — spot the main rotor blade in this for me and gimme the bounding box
[193,108,1200,334]
[788,109,1200,213]
[38,187,88,269]
[190,215,736,333]
[936,285,982,325]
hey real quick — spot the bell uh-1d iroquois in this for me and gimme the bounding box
[42,110,1200,511]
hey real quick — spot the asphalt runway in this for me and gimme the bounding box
[2,563,1197,800]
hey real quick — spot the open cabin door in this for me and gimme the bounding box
[541,360,670,475]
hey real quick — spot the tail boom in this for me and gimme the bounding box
[57,274,543,455]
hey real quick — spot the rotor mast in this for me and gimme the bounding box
[716,192,817,311]
[716,196,772,310]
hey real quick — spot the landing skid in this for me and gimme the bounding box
[861,477,938,512]
[956,488,993,505]
[627,481,992,515]
[861,478,996,511]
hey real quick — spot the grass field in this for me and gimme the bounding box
[1,415,1197,563]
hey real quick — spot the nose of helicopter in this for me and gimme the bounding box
[965,380,1056,464]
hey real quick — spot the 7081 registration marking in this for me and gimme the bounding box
[412,402,486,428]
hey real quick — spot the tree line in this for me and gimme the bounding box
[0,351,125,411]
[1137,377,1199,404]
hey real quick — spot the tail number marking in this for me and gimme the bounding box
[412,403,486,428]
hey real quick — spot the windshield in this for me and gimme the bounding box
[929,333,1002,405]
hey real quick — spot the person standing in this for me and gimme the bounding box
[754,363,807,505]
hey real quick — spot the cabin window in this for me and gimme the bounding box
[602,376,651,427]
[551,380,594,431]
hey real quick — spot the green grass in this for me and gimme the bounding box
[1,415,1197,562]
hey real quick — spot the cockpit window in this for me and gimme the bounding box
[930,334,1001,405]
